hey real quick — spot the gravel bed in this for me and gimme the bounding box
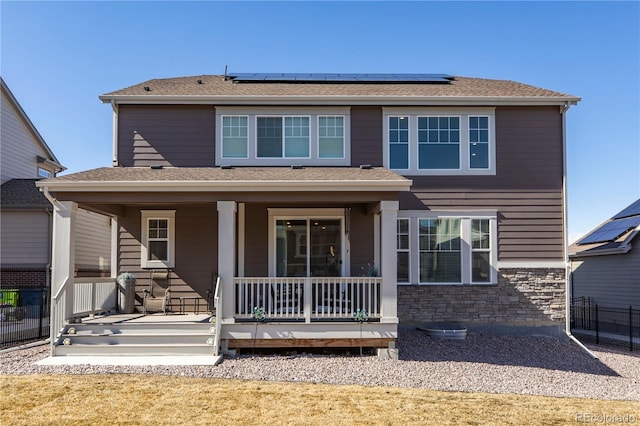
[2,327,638,401]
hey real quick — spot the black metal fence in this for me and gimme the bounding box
[570,296,639,351]
[0,286,50,349]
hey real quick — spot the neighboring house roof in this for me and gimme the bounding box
[99,74,580,106]
[0,77,65,173]
[1,179,49,209]
[569,198,640,258]
[37,166,412,192]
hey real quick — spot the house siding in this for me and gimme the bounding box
[0,91,50,183]
[571,244,640,308]
[350,106,383,167]
[117,205,218,310]
[0,211,49,266]
[75,209,111,275]
[117,105,216,167]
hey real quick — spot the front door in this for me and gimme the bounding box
[275,218,343,277]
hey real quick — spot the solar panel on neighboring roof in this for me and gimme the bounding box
[229,73,454,83]
[577,216,640,245]
[612,199,640,220]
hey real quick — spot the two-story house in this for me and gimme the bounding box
[38,73,579,357]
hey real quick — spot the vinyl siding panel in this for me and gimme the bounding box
[117,105,215,167]
[0,93,49,183]
[0,211,49,265]
[571,244,640,308]
[75,209,111,273]
[350,106,383,167]
[118,205,218,308]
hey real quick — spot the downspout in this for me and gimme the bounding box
[111,100,118,166]
[561,102,598,359]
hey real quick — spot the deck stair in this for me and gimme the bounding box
[53,313,221,358]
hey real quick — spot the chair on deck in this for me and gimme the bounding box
[143,269,171,314]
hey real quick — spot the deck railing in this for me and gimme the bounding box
[73,278,118,318]
[234,277,381,322]
[212,276,222,356]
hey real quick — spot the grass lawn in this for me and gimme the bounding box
[1,374,638,425]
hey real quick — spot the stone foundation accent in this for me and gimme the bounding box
[398,268,565,329]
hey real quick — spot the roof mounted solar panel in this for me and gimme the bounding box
[229,73,454,83]
[577,216,640,245]
[612,199,640,220]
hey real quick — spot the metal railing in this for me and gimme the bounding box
[0,286,50,348]
[571,297,639,351]
[234,277,381,322]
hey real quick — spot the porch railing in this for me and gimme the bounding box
[51,277,117,347]
[234,277,382,322]
[212,276,222,356]
[73,278,118,318]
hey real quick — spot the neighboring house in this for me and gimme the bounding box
[569,198,640,308]
[0,77,111,294]
[37,73,579,354]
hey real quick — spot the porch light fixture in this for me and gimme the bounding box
[359,164,373,169]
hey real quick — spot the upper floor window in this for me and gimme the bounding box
[216,107,350,166]
[383,108,496,175]
[37,167,52,178]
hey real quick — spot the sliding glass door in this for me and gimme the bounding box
[275,218,342,277]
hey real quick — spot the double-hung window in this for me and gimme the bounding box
[216,108,350,166]
[141,210,175,268]
[384,108,496,175]
[397,212,497,285]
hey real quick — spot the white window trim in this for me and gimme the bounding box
[37,167,52,178]
[216,107,351,166]
[397,210,498,285]
[141,210,176,269]
[383,108,496,176]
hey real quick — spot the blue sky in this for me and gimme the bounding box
[2,1,638,242]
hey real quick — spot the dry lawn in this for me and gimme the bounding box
[1,374,638,425]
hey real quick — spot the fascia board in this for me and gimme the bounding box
[568,245,632,258]
[99,95,581,106]
[37,180,413,192]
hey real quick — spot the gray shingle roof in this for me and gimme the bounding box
[1,179,50,208]
[100,75,579,102]
[38,166,411,192]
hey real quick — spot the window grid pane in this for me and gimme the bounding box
[257,117,283,157]
[319,116,344,158]
[284,117,310,157]
[147,219,169,261]
[222,116,248,158]
[471,219,490,282]
[397,219,410,282]
[419,218,461,283]
[418,116,460,169]
[469,116,489,169]
[389,117,409,169]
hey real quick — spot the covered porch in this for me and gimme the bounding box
[38,166,410,355]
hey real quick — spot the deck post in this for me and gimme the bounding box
[378,200,398,322]
[217,201,236,322]
[51,201,77,324]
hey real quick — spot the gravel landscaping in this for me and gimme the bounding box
[2,327,638,401]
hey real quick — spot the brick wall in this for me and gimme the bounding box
[398,268,565,328]
[0,268,48,289]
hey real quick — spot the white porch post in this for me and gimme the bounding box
[379,200,398,322]
[217,201,236,322]
[51,201,77,322]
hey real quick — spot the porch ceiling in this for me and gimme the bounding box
[36,166,412,193]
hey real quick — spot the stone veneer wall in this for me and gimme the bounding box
[397,268,566,330]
